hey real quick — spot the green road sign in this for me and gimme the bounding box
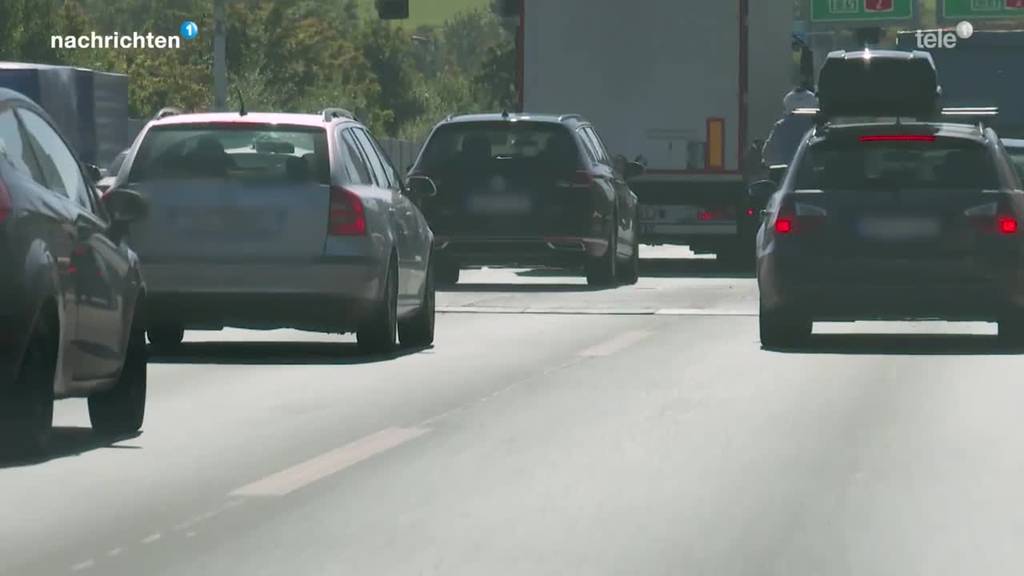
[811,0,913,22]
[943,0,1024,20]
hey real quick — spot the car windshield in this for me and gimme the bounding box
[129,125,329,184]
[795,138,999,190]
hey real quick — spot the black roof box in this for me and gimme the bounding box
[817,50,941,119]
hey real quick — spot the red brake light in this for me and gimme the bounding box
[0,178,10,223]
[557,171,594,189]
[774,217,793,234]
[859,134,936,143]
[999,216,1018,235]
[328,186,366,236]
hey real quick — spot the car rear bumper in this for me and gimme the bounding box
[759,254,1024,320]
[142,259,383,332]
[434,235,609,267]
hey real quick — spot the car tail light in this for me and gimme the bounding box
[773,201,827,235]
[556,171,594,189]
[859,134,936,143]
[328,186,366,236]
[999,216,1018,235]
[965,202,1018,235]
[0,177,10,223]
[774,217,793,234]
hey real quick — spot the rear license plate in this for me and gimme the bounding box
[858,216,941,241]
[468,194,532,215]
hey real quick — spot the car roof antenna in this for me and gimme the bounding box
[236,88,247,117]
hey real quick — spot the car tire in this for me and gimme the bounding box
[617,236,640,285]
[436,261,460,286]
[399,260,435,348]
[358,258,399,354]
[88,306,147,436]
[998,315,1024,345]
[148,324,184,349]
[586,223,618,287]
[0,309,57,457]
[759,304,812,348]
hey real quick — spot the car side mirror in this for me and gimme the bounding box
[85,163,102,183]
[624,161,645,180]
[767,164,788,186]
[406,175,437,199]
[102,187,148,224]
[748,180,777,212]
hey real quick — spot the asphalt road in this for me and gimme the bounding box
[3,246,1024,575]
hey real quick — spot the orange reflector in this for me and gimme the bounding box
[706,117,725,171]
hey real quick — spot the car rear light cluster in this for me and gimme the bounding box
[773,202,827,235]
[964,202,1018,235]
[556,171,594,189]
[0,178,10,224]
[328,186,366,236]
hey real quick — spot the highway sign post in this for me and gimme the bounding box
[943,0,1024,20]
[811,0,913,22]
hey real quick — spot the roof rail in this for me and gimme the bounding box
[800,106,999,134]
[154,106,184,120]
[559,114,584,122]
[322,108,356,122]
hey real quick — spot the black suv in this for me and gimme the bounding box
[409,113,644,286]
[757,51,1024,347]
[0,88,148,454]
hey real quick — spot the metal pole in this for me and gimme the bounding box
[213,0,227,111]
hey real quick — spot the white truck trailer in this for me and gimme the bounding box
[520,0,795,260]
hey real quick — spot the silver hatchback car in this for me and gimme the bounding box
[112,109,436,353]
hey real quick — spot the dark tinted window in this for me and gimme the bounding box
[0,108,43,183]
[18,109,91,209]
[582,127,611,165]
[418,122,582,173]
[339,129,373,185]
[1006,147,1024,181]
[351,128,391,189]
[795,138,999,190]
[130,124,330,184]
[362,131,400,190]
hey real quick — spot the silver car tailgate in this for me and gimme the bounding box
[130,179,330,263]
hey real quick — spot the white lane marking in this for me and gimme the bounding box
[438,306,756,316]
[579,330,652,358]
[71,559,95,572]
[230,427,430,497]
[141,533,161,544]
[654,308,755,316]
[106,548,123,558]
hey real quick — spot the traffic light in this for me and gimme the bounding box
[375,0,409,20]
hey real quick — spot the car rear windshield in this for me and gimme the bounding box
[794,137,999,190]
[129,124,330,184]
[417,122,581,174]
